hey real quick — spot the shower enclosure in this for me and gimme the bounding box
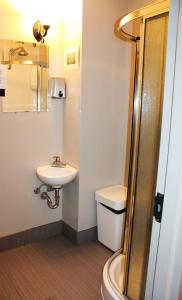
[103,1,170,299]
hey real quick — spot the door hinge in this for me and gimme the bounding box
[154,193,164,223]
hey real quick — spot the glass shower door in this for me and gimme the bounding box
[123,12,169,300]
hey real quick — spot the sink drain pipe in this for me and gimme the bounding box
[34,185,62,209]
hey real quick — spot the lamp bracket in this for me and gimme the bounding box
[33,20,50,43]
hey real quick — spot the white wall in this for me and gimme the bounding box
[0,5,64,236]
[62,0,131,231]
[126,0,158,12]
[78,0,131,231]
[0,0,131,235]
[62,20,82,230]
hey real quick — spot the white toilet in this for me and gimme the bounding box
[95,185,127,252]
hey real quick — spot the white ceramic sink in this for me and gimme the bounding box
[36,164,78,187]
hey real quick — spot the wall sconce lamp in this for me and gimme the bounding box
[33,20,50,43]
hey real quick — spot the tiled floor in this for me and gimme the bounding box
[0,236,112,300]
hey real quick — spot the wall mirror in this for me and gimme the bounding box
[0,39,49,112]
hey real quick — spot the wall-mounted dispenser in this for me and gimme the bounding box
[0,64,7,97]
[48,77,66,99]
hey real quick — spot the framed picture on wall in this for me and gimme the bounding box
[64,46,80,71]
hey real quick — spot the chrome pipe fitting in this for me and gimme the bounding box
[34,184,62,209]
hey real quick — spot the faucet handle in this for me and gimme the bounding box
[51,155,66,167]
[52,156,60,163]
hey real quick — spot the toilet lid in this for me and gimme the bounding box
[95,185,127,211]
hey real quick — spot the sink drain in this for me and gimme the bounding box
[45,297,56,300]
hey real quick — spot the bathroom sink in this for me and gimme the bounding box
[36,164,78,187]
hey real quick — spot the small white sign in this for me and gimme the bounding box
[64,46,80,71]
[0,64,7,89]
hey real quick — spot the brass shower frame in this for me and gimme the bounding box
[114,0,169,297]
[114,0,169,41]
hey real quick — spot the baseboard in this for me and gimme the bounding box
[62,222,77,243]
[63,222,97,245]
[77,226,98,245]
[0,221,97,252]
[0,220,63,252]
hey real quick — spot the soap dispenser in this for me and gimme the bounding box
[48,77,66,99]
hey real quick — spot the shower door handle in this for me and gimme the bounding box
[154,193,164,223]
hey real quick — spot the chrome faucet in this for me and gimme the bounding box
[51,156,66,168]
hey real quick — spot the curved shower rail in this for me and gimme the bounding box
[114,0,169,42]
